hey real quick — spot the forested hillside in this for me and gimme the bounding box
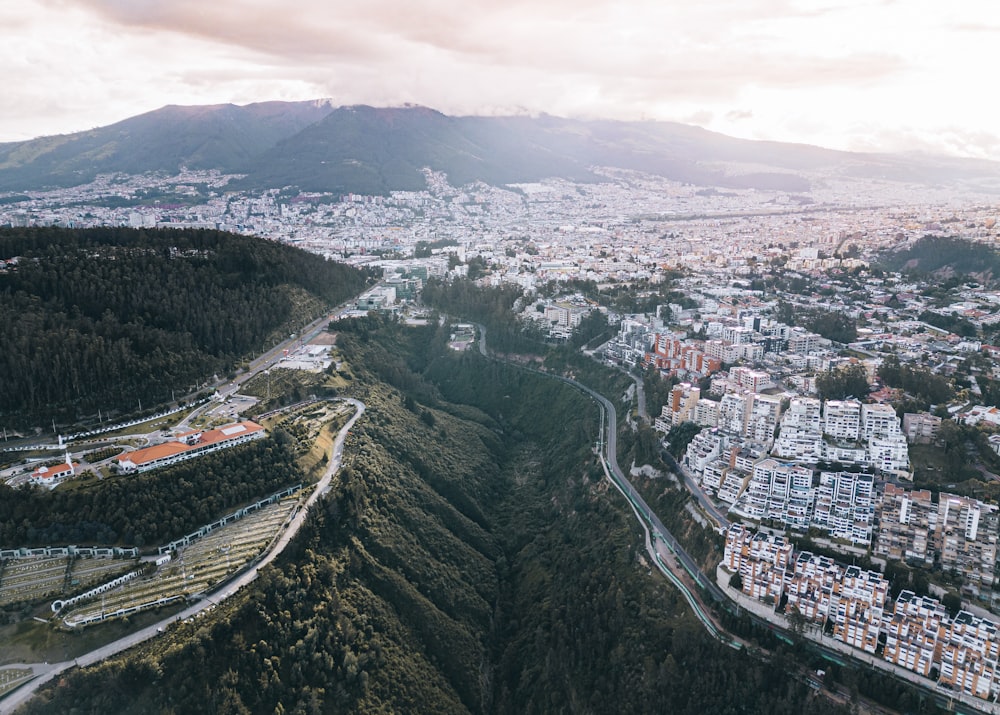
[0,226,368,427]
[19,315,849,714]
[0,435,302,548]
[879,235,1000,281]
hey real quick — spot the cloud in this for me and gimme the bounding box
[1,0,997,162]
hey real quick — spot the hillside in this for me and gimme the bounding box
[0,101,335,190]
[0,226,368,427]
[2,102,1000,194]
[17,316,851,715]
[879,234,1000,283]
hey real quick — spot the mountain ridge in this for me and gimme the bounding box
[2,100,998,195]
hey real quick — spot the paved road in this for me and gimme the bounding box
[0,399,365,715]
[475,324,997,713]
[475,324,730,618]
[659,448,731,531]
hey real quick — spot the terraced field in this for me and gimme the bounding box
[0,555,139,608]
[0,668,32,697]
[61,497,299,627]
[0,556,68,607]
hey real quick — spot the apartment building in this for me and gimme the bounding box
[693,398,720,428]
[787,328,821,354]
[744,394,783,449]
[731,366,774,393]
[875,484,937,566]
[824,400,862,442]
[723,524,793,603]
[938,610,1000,700]
[862,402,902,440]
[937,493,999,590]
[903,412,942,444]
[882,590,947,677]
[784,550,840,623]
[682,429,729,476]
[830,565,888,654]
[733,458,814,528]
[718,392,749,435]
[811,471,876,546]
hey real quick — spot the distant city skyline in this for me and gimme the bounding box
[4,0,1000,161]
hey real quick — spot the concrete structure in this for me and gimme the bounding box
[812,471,876,546]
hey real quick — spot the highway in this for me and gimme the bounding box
[0,399,365,714]
[476,326,732,629]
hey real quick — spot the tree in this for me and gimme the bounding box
[816,363,869,401]
[787,606,807,638]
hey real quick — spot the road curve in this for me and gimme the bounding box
[474,324,732,635]
[0,399,365,715]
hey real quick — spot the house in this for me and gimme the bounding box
[30,455,77,487]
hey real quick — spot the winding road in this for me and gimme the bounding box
[477,325,991,714]
[476,326,732,638]
[0,399,365,714]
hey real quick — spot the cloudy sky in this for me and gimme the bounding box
[4,0,999,159]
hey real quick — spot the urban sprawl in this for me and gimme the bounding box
[6,166,1000,705]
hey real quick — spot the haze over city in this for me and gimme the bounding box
[4,0,1000,161]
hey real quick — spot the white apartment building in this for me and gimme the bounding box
[733,458,814,528]
[781,397,823,432]
[693,398,720,428]
[824,400,862,442]
[868,433,910,472]
[861,402,902,440]
[718,393,749,435]
[744,394,783,449]
[812,471,876,546]
[731,366,774,393]
[683,430,729,476]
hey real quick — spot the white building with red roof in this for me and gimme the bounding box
[31,455,77,488]
[117,420,266,474]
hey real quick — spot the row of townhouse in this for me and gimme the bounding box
[647,334,723,378]
[876,484,999,592]
[663,390,910,474]
[605,311,824,379]
[725,524,1000,702]
[710,447,998,587]
[772,397,909,473]
[658,385,785,449]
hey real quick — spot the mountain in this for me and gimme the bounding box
[2,101,1000,195]
[0,100,336,191]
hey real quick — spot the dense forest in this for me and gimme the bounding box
[420,277,547,353]
[0,436,302,548]
[19,315,857,715]
[0,226,369,427]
